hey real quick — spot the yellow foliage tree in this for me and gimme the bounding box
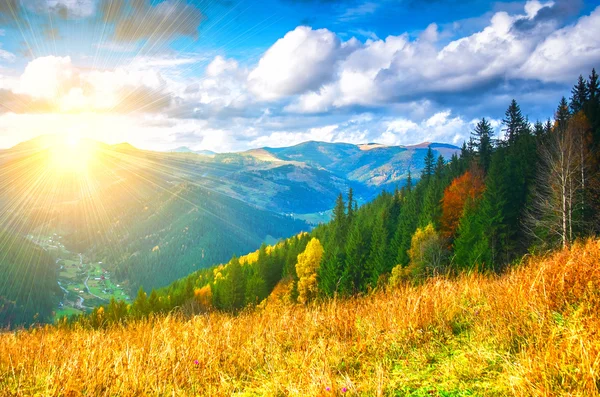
[194,284,213,311]
[406,223,448,279]
[295,238,324,304]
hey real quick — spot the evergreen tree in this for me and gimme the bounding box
[347,188,355,221]
[405,170,413,193]
[331,193,347,246]
[366,210,388,288]
[132,287,149,317]
[588,68,600,104]
[220,256,245,311]
[533,120,545,138]
[556,97,571,132]
[318,246,344,297]
[435,155,445,177]
[471,118,495,172]
[502,99,527,144]
[422,147,435,181]
[544,119,553,135]
[570,75,589,114]
[342,220,370,294]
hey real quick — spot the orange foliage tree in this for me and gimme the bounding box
[441,168,485,240]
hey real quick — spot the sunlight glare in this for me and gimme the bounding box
[48,133,95,173]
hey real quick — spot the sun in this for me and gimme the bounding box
[48,133,96,173]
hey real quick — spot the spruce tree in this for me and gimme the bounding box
[318,246,344,297]
[347,188,354,221]
[533,120,545,138]
[366,211,388,288]
[471,118,495,172]
[570,75,589,114]
[555,97,571,133]
[502,99,527,144]
[422,147,435,181]
[588,68,600,104]
[342,220,370,294]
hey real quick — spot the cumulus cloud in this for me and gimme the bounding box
[248,26,358,100]
[2,55,175,114]
[519,6,600,82]
[273,1,600,113]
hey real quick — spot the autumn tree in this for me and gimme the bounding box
[296,238,324,304]
[406,224,448,279]
[440,168,485,240]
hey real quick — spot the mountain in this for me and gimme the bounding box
[0,136,308,325]
[169,146,216,156]
[166,140,460,217]
[0,135,458,325]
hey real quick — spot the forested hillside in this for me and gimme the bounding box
[77,68,600,325]
[0,231,60,326]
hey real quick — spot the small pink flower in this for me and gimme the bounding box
[194,359,199,365]
[342,387,348,393]
[325,386,331,391]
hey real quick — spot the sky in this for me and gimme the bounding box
[0,0,599,152]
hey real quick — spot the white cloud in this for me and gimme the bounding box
[519,6,600,82]
[278,3,600,113]
[17,56,76,99]
[248,27,356,101]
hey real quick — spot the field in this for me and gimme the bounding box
[1,240,599,396]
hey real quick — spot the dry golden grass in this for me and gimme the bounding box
[2,240,600,396]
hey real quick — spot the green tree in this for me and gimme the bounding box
[570,75,589,114]
[471,118,495,172]
[422,146,435,181]
[502,99,527,144]
[342,220,370,294]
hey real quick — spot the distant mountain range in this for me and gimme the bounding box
[159,140,460,220]
[0,136,459,324]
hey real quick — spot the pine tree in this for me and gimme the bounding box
[471,118,495,172]
[366,211,388,288]
[556,97,571,132]
[544,119,553,135]
[331,193,347,246]
[221,256,245,311]
[148,289,160,313]
[405,170,413,192]
[533,120,545,138]
[502,99,527,144]
[570,75,589,114]
[588,68,600,104]
[318,246,344,297]
[347,188,354,221]
[435,155,445,177]
[342,220,370,294]
[132,287,149,317]
[422,147,435,181]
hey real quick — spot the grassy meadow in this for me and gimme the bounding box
[1,239,600,396]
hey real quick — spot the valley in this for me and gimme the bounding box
[27,234,130,321]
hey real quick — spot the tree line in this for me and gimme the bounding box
[71,68,600,327]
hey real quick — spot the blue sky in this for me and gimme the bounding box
[0,0,599,151]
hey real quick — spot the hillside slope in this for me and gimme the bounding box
[2,240,599,396]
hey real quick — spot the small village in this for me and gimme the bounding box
[28,233,131,320]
